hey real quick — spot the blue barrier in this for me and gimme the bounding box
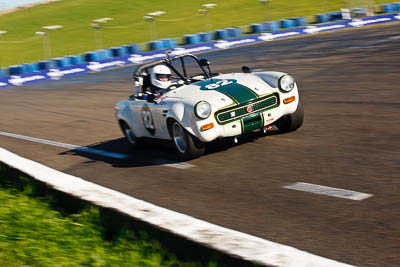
[281,19,296,28]
[382,3,396,12]
[22,63,39,73]
[0,68,7,77]
[111,46,127,57]
[8,65,23,75]
[121,44,141,55]
[1,12,399,89]
[226,27,241,37]
[251,23,266,33]
[38,61,48,70]
[293,17,307,26]
[329,11,342,21]
[98,49,113,60]
[214,29,229,40]
[264,21,280,31]
[199,32,212,42]
[52,57,71,68]
[316,13,329,23]
[162,38,177,49]
[84,51,100,62]
[148,40,164,51]
[353,8,367,16]
[121,45,132,55]
[130,44,141,54]
[395,2,400,11]
[68,55,84,65]
[37,61,56,70]
[184,34,200,44]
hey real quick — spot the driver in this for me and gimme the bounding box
[148,64,172,95]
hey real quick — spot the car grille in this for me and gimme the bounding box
[215,93,279,124]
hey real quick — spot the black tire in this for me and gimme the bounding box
[120,121,142,149]
[170,120,205,160]
[275,101,304,133]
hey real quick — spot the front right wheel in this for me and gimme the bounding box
[170,121,205,160]
[275,101,304,133]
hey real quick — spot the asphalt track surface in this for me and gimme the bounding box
[1,23,399,266]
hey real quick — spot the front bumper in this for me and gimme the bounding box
[192,89,299,142]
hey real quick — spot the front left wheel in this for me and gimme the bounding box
[120,121,142,149]
[170,120,205,160]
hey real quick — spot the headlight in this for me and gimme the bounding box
[279,75,295,92]
[195,101,211,119]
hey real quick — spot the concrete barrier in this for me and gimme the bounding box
[214,29,229,40]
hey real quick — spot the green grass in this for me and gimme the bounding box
[0,0,390,67]
[0,165,229,266]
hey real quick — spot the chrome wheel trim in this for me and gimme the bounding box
[173,123,186,154]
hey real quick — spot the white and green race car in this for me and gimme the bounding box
[115,54,303,159]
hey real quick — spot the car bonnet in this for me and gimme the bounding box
[165,73,274,109]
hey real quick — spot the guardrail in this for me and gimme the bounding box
[1,12,399,89]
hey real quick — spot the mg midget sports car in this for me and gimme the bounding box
[114,53,303,160]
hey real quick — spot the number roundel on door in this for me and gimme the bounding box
[141,105,155,135]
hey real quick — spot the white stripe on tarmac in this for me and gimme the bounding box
[152,159,195,169]
[0,131,127,159]
[0,147,355,267]
[284,182,373,201]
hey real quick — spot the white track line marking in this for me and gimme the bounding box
[152,160,195,169]
[0,131,127,159]
[284,182,373,201]
[0,147,354,266]
[0,131,193,169]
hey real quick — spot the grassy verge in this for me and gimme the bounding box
[0,0,390,67]
[0,164,253,266]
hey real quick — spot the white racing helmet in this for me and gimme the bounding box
[150,64,172,89]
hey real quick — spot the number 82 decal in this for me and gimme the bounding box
[204,79,235,90]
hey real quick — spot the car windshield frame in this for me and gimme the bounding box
[133,54,210,85]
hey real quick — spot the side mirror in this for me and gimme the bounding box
[242,66,252,73]
[199,58,210,67]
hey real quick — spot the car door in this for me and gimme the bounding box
[134,100,170,139]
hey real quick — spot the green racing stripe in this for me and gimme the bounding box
[196,79,258,104]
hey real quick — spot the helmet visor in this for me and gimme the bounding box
[156,73,170,82]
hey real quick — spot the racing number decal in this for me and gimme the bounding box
[141,105,155,135]
[197,79,237,90]
[204,80,234,90]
